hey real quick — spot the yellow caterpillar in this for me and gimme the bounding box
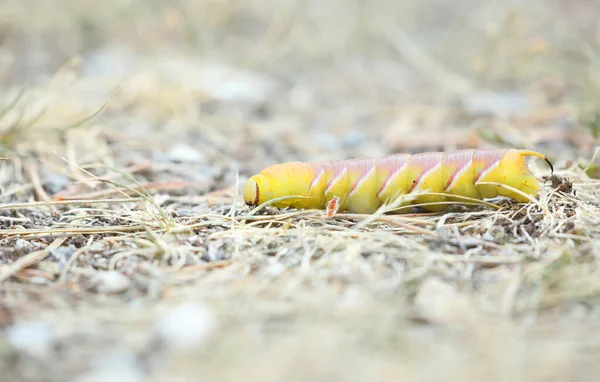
[243,149,554,214]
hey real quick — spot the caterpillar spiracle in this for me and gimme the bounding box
[243,149,554,214]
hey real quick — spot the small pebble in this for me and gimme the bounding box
[90,271,132,294]
[49,245,75,263]
[167,143,205,163]
[7,321,54,359]
[155,302,217,350]
[15,239,31,251]
[42,173,70,194]
[263,261,286,276]
[463,90,530,119]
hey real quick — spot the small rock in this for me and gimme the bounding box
[263,261,286,276]
[7,321,54,359]
[88,242,106,252]
[14,239,31,251]
[90,271,132,294]
[49,245,75,263]
[28,276,51,285]
[167,143,205,163]
[205,241,229,262]
[157,58,277,104]
[463,90,530,119]
[42,172,70,194]
[155,302,217,350]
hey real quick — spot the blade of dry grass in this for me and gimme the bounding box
[0,225,147,237]
[476,181,552,217]
[0,197,143,210]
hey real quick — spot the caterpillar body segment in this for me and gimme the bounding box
[243,149,553,214]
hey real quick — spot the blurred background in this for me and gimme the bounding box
[2,0,600,191]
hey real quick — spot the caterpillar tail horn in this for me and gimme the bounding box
[518,150,554,174]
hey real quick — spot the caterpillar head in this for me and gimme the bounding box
[243,175,272,206]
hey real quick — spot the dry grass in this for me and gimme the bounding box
[2,0,600,381]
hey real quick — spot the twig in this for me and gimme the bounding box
[0,216,30,223]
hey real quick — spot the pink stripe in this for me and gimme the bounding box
[376,154,410,194]
[347,158,375,194]
[474,149,505,182]
[308,163,324,191]
[323,160,347,192]
[408,152,443,192]
[443,149,474,190]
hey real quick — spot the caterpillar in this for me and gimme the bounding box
[243,149,554,215]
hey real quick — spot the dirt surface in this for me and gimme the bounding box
[2,1,600,381]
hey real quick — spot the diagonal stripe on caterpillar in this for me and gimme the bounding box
[243,148,554,214]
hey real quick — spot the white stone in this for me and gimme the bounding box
[91,271,131,294]
[155,302,217,350]
[7,321,54,359]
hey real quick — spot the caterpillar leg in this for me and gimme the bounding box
[326,196,341,217]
